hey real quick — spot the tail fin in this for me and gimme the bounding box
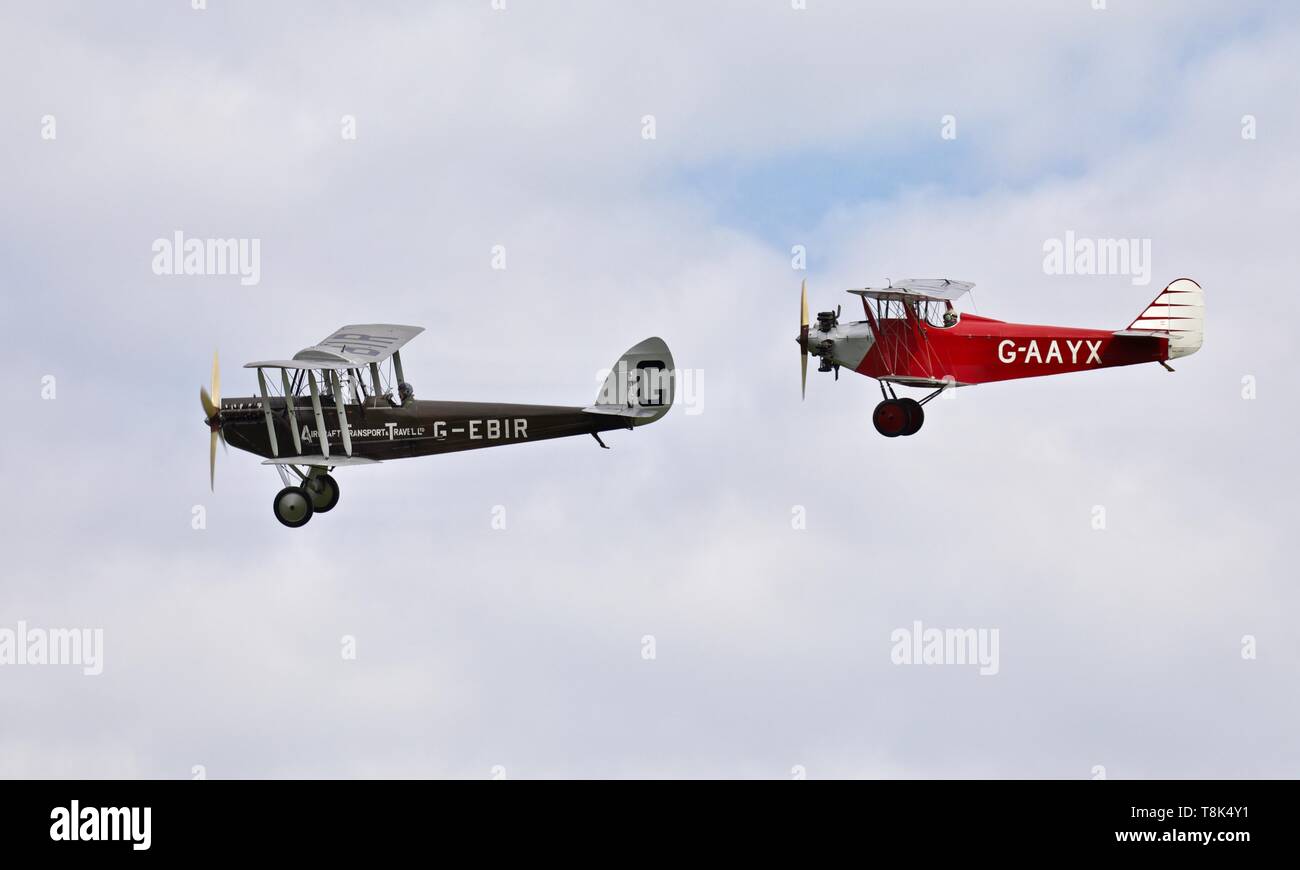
[1127,278,1204,359]
[584,337,675,426]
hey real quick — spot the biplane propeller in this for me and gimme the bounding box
[199,350,225,490]
[797,277,1204,436]
[200,325,675,527]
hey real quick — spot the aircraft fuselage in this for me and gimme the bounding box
[218,397,629,462]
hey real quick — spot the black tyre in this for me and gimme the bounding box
[273,486,314,528]
[898,398,924,436]
[872,400,908,437]
[307,474,340,513]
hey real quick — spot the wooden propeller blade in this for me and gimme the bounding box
[211,350,220,406]
[200,386,217,419]
[202,350,222,490]
[801,338,808,400]
[200,350,221,418]
[800,280,809,399]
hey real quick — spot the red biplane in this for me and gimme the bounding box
[797,277,1203,436]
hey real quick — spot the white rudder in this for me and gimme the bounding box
[1129,278,1204,359]
[585,337,675,426]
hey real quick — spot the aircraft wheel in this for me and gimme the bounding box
[872,400,909,438]
[273,486,314,528]
[899,398,924,436]
[307,474,340,513]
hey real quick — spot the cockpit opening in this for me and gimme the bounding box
[915,299,959,329]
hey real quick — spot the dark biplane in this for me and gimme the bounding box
[200,326,675,527]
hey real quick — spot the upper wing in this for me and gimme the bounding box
[244,324,424,369]
[848,278,974,303]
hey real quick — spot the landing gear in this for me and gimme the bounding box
[898,398,924,435]
[872,399,911,437]
[872,381,948,437]
[273,486,314,528]
[306,473,340,513]
[271,467,340,527]
[873,398,923,436]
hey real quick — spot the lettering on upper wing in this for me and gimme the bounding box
[317,332,400,357]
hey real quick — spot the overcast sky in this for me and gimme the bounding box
[1,0,1297,778]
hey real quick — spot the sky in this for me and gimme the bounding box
[1,0,1297,778]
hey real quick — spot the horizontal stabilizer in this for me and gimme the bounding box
[582,405,663,419]
[1112,329,1176,338]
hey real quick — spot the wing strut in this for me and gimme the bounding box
[369,362,383,400]
[329,370,353,457]
[280,369,302,454]
[349,368,364,404]
[393,351,407,392]
[256,368,279,457]
[307,370,330,460]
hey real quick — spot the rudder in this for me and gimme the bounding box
[1129,278,1204,359]
[585,337,676,426]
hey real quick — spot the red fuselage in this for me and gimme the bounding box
[800,278,1202,437]
[854,312,1165,385]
